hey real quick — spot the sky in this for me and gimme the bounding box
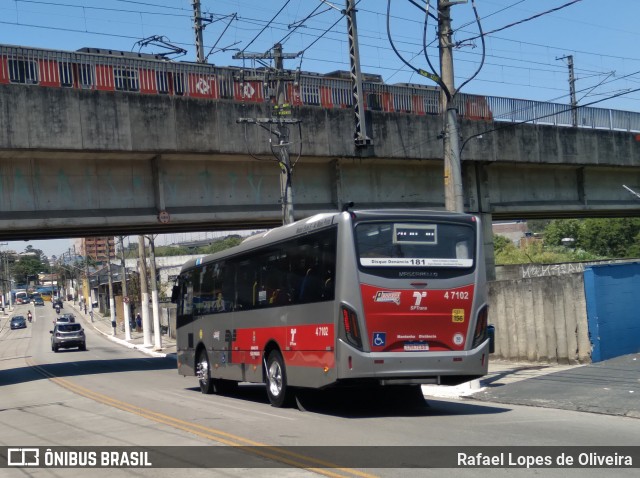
[2,0,640,256]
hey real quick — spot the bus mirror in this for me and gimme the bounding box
[171,285,179,304]
[487,325,495,354]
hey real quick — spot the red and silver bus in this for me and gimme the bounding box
[173,209,491,407]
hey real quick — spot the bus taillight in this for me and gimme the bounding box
[341,306,363,350]
[472,305,489,348]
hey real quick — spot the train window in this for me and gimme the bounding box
[58,63,74,88]
[156,71,169,94]
[173,73,185,96]
[8,59,38,84]
[114,68,139,92]
[218,71,234,99]
[78,64,95,89]
[366,93,382,111]
[301,82,320,106]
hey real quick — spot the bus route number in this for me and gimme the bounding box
[315,326,329,337]
[444,291,469,300]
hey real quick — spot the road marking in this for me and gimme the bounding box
[26,358,376,478]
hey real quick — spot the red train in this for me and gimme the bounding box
[0,43,493,120]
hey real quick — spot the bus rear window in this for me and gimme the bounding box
[356,222,475,268]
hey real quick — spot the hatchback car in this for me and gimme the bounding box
[51,323,86,352]
[10,316,27,330]
[33,297,45,306]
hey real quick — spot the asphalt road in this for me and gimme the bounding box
[1,303,639,477]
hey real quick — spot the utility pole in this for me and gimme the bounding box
[235,44,300,225]
[119,236,132,341]
[147,235,162,350]
[84,250,92,316]
[138,235,152,347]
[345,0,371,147]
[105,239,116,336]
[557,55,577,127]
[192,0,206,63]
[438,0,464,213]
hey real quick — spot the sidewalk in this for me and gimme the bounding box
[421,359,580,399]
[65,301,176,359]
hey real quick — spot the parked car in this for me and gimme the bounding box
[51,323,86,352]
[33,297,45,306]
[10,316,27,330]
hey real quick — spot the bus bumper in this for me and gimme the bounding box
[336,338,491,386]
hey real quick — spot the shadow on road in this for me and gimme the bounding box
[183,383,511,418]
[0,356,176,387]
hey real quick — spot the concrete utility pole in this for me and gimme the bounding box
[84,251,92,316]
[147,235,162,350]
[345,0,371,147]
[235,44,300,225]
[274,43,295,224]
[138,235,152,347]
[119,236,132,341]
[438,0,464,213]
[558,55,578,127]
[192,0,206,63]
[105,239,116,336]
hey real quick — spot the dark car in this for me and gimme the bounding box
[33,297,45,306]
[52,299,63,309]
[10,316,27,330]
[59,313,75,323]
[51,323,86,352]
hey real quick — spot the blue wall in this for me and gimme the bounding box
[584,262,640,362]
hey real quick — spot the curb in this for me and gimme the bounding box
[68,302,174,359]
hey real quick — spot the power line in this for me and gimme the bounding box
[456,0,584,46]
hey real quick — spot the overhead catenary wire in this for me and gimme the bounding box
[455,0,584,47]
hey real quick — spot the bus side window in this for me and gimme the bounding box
[299,266,322,303]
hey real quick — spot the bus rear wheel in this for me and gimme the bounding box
[266,350,292,407]
[197,350,213,394]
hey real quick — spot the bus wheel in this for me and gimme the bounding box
[266,350,291,407]
[197,350,213,394]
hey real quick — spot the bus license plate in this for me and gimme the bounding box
[404,342,429,351]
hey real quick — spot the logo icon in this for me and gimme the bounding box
[372,332,386,347]
[195,77,210,95]
[243,83,255,98]
[374,291,401,305]
[8,448,39,467]
[411,291,428,311]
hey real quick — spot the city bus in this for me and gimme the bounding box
[173,209,491,407]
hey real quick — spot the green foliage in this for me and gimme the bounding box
[141,236,244,258]
[201,236,243,254]
[12,256,49,284]
[494,218,640,266]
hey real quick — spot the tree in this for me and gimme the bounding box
[578,218,640,257]
[543,219,582,248]
[12,256,48,285]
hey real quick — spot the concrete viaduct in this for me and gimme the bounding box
[1,83,640,275]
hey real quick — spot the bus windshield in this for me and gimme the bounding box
[355,221,475,268]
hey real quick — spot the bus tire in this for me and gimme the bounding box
[197,350,214,394]
[266,350,292,408]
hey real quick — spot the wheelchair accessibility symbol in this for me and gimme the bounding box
[373,332,386,347]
